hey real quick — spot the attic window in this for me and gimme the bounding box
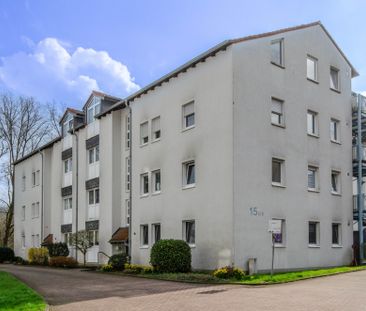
[87,97,101,124]
[63,113,73,137]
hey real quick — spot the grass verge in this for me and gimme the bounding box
[0,271,46,311]
[118,265,366,285]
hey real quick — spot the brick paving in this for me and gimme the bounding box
[2,265,366,310]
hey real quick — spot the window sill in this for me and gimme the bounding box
[152,191,161,196]
[307,133,319,139]
[272,183,286,189]
[151,138,161,144]
[270,61,285,69]
[182,184,196,190]
[188,244,196,248]
[331,191,341,197]
[139,246,149,249]
[271,122,286,129]
[308,244,320,248]
[274,244,286,248]
[330,139,341,145]
[307,77,319,84]
[140,194,149,198]
[330,88,341,94]
[332,245,342,248]
[308,188,320,193]
[182,125,195,133]
[140,143,149,148]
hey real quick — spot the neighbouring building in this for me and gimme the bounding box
[13,21,358,272]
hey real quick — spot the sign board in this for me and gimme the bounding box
[268,219,282,234]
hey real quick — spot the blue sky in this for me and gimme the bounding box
[0,0,365,108]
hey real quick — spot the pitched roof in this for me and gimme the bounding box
[109,227,129,244]
[82,90,122,111]
[98,21,358,119]
[59,107,84,125]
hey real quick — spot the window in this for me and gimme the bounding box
[183,161,195,187]
[31,202,40,218]
[307,55,318,81]
[272,158,284,185]
[183,220,195,246]
[125,157,131,192]
[182,101,195,129]
[271,98,284,126]
[88,189,100,205]
[271,39,284,66]
[272,219,286,246]
[32,234,39,247]
[151,116,161,141]
[32,171,40,187]
[64,158,72,173]
[125,114,131,149]
[309,221,320,246]
[330,119,340,142]
[64,232,72,246]
[88,230,99,246]
[152,223,161,244]
[332,223,342,246]
[21,206,26,221]
[330,67,340,91]
[63,114,73,137]
[140,173,149,195]
[307,111,318,136]
[88,146,99,164]
[331,170,341,194]
[307,166,318,191]
[152,169,161,193]
[63,197,72,210]
[125,199,130,226]
[140,224,149,247]
[87,97,101,124]
[21,232,25,248]
[140,121,149,145]
[22,175,26,191]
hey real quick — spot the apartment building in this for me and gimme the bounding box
[13,22,357,271]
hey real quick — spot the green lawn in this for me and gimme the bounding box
[0,272,46,311]
[124,265,366,285]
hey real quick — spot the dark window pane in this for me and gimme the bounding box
[187,164,195,184]
[185,113,195,128]
[272,160,281,183]
[309,222,317,244]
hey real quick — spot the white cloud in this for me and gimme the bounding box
[0,38,140,104]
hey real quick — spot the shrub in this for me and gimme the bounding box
[28,247,49,265]
[101,264,114,272]
[12,256,28,265]
[108,253,128,271]
[213,266,246,280]
[47,243,69,257]
[124,263,153,274]
[0,247,14,263]
[49,256,78,268]
[150,239,191,273]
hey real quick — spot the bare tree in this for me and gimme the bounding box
[70,230,94,266]
[0,93,55,246]
[46,101,65,138]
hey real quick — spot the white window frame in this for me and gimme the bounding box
[183,220,195,247]
[270,38,284,67]
[63,197,72,223]
[309,221,320,247]
[182,101,195,130]
[88,230,99,246]
[140,121,149,146]
[63,113,73,137]
[125,157,131,192]
[140,224,149,247]
[272,219,286,247]
[64,158,72,174]
[331,170,341,195]
[64,232,72,246]
[151,116,161,142]
[87,97,101,124]
[88,188,100,205]
[307,165,319,192]
[21,232,26,248]
[332,223,342,247]
[140,173,149,196]
[152,169,161,194]
[330,118,340,143]
[21,205,26,221]
[271,97,285,127]
[32,171,36,187]
[307,110,318,137]
[22,175,26,191]
[88,146,99,164]
[182,160,195,188]
[272,158,285,187]
[307,55,318,82]
[32,202,40,219]
[125,199,130,226]
[152,223,161,244]
[330,66,340,91]
[125,114,131,149]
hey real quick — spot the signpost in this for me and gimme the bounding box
[268,219,282,277]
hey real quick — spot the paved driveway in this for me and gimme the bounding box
[2,264,366,310]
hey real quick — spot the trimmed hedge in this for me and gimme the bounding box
[49,256,78,268]
[0,247,14,263]
[47,243,69,257]
[150,239,191,273]
[213,266,245,280]
[108,253,128,270]
[28,247,49,265]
